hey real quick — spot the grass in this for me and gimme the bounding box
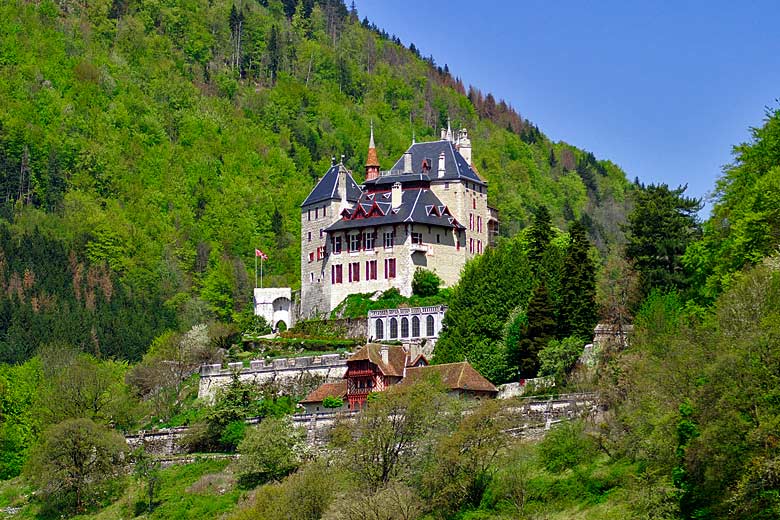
[0,459,243,520]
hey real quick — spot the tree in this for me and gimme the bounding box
[322,395,344,408]
[538,335,586,384]
[508,282,557,377]
[559,220,598,339]
[24,418,127,515]
[625,183,701,297]
[267,24,282,83]
[411,268,441,297]
[236,417,307,487]
[132,447,161,513]
[528,205,553,272]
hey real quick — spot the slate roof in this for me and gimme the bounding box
[301,164,362,207]
[364,140,485,187]
[347,344,410,377]
[300,381,347,404]
[325,188,464,232]
[401,362,498,394]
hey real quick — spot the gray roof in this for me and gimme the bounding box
[325,188,464,232]
[364,140,484,187]
[301,164,362,207]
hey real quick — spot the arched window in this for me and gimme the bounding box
[412,316,420,337]
[375,319,384,340]
[426,315,435,337]
[390,318,398,339]
[401,317,409,338]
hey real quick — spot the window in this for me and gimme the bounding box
[469,213,474,231]
[349,262,360,282]
[309,272,314,283]
[315,208,319,219]
[349,234,360,252]
[469,238,474,253]
[331,236,342,254]
[477,216,482,233]
[308,252,314,262]
[366,260,378,280]
[307,231,312,242]
[444,182,449,190]
[320,228,324,239]
[426,315,435,336]
[307,209,311,221]
[383,231,394,249]
[375,320,384,340]
[401,317,409,338]
[412,316,420,337]
[411,232,423,245]
[317,246,325,260]
[364,232,375,250]
[384,258,396,279]
[478,240,482,253]
[390,318,398,339]
[331,264,343,284]
[436,234,440,244]
[473,198,476,209]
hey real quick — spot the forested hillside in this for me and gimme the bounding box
[0,0,632,363]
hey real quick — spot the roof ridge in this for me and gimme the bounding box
[404,189,423,222]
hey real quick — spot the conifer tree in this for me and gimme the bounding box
[559,220,598,339]
[508,282,557,378]
[267,24,281,84]
[528,205,553,273]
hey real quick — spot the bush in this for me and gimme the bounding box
[538,336,586,384]
[412,269,442,297]
[537,421,596,473]
[236,417,307,488]
[322,396,344,409]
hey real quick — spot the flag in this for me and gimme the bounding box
[255,248,268,260]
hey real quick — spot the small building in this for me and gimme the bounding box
[299,381,348,414]
[300,343,496,412]
[254,287,293,331]
[401,362,498,399]
[367,305,446,344]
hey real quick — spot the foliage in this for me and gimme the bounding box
[539,335,586,384]
[537,420,597,473]
[559,220,598,339]
[411,268,442,297]
[684,106,780,302]
[508,282,558,378]
[236,416,307,487]
[330,288,451,319]
[0,358,42,479]
[24,418,128,515]
[132,447,161,514]
[625,183,702,298]
[322,395,344,408]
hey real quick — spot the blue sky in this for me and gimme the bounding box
[355,1,780,216]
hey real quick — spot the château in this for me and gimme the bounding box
[300,123,498,317]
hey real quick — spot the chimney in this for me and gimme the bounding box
[391,182,402,208]
[445,117,452,142]
[403,150,412,173]
[337,165,349,212]
[380,344,389,365]
[437,151,446,178]
[440,128,446,140]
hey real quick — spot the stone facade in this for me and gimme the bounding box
[253,287,293,330]
[197,353,348,402]
[299,126,497,317]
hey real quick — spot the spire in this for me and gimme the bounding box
[446,117,453,141]
[365,121,380,181]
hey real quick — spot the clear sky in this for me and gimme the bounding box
[355,1,780,216]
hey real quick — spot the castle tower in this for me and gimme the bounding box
[365,122,380,181]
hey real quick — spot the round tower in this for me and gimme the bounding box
[365,122,380,181]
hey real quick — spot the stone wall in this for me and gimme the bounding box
[197,353,349,401]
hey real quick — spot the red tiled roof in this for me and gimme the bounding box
[366,146,380,167]
[300,381,347,404]
[347,344,409,377]
[401,362,498,394]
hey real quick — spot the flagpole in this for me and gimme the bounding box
[261,257,264,288]
[254,253,258,288]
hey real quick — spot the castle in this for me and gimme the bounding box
[300,123,498,317]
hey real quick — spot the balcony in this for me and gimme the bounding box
[410,243,430,254]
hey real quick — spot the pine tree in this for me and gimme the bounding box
[528,205,553,273]
[267,24,281,84]
[559,221,598,339]
[509,282,556,378]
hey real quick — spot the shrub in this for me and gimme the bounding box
[412,269,442,297]
[322,395,344,409]
[537,421,596,473]
[538,336,586,384]
[236,417,307,488]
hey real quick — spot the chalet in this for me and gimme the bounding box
[300,343,496,412]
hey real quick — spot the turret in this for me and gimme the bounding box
[456,128,472,165]
[365,122,380,181]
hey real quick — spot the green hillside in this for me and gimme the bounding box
[0,0,631,363]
